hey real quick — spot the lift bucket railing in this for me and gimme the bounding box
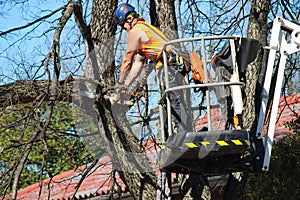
[156,36,258,175]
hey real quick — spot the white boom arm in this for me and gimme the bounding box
[256,16,300,171]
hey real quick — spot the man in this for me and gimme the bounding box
[114,3,189,135]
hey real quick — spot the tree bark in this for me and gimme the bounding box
[77,0,158,199]
[243,0,270,131]
[150,0,178,40]
[224,0,270,199]
[150,1,212,199]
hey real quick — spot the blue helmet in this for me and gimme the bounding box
[114,3,135,25]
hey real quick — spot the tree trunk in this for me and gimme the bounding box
[150,0,178,40]
[244,0,270,131]
[75,0,158,199]
[224,0,270,199]
[149,1,181,199]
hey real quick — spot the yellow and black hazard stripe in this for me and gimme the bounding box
[184,139,250,149]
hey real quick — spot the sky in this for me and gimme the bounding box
[0,1,75,83]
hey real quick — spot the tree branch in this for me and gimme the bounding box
[73,1,94,51]
[0,5,66,37]
[0,77,74,108]
[11,143,33,199]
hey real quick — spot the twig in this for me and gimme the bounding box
[0,5,66,37]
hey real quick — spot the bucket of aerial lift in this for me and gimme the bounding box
[159,129,252,175]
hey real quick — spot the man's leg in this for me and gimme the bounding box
[168,69,190,134]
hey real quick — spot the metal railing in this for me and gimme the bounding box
[157,36,244,143]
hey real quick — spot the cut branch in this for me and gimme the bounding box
[0,78,74,108]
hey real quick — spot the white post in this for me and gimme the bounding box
[229,39,243,117]
[260,16,300,171]
[262,52,287,171]
[201,38,212,131]
[256,17,282,139]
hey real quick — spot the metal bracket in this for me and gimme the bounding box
[256,16,300,171]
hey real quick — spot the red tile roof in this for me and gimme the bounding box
[5,94,300,200]
[274,93,300,139]
[5,156,127,200]
[4,140,164,200]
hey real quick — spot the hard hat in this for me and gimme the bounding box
[114,3,135,25]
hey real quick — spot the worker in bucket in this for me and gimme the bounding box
[114,3,190,135]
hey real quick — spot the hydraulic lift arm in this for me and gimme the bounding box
[256,16,300,171]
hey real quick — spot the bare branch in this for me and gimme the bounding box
[0,5,66,37]
[11,143,32,199]
[73,1,93,51]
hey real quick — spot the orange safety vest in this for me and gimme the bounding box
[132,21,172,67]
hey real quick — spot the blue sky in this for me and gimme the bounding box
[0,1,78,83]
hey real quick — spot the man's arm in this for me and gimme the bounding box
[118,28,148,84]
[124,53,146,87]
[119,50,136,84]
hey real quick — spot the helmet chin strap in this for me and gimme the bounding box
[127,18,137,29]
[128,21,133,29]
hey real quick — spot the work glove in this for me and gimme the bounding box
[115,83,128,96]
[105,83,129,105]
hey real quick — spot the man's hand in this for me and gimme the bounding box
[104,83,129,105]
[105,93,120,105]
[115,83,128,96]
